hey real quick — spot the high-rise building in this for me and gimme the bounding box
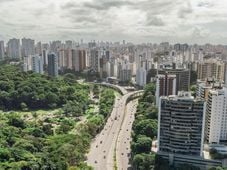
[35,42,42,56]
[65,49,72,69]
[158,91,206,157]
[58,49,67,70]
[7,38,21,59]
[42,49,49,66]
[79,50,86,71]
[224,62,227,87]
[148,68,190,93]
[155,74,176,105]
[71,49,86,72]
[136,68,147,87]
[119,69,132,83]
[90,49,100,72]
[72,49,80,71]
[21,38,35,57]
[196,79,222,101]
[48,53,58,77]
[118,63,132,83]
[205,87,227,144]
[65,40,73,49]
[50,41,61,54]
[32,55,43,74]
[0,41,4,60]
[197,59,225,81]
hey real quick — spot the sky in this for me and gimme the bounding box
[0,0,227,44]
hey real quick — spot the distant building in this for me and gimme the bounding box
[197,59,225,81]
[119,69,132,83]
[196,79,222,101]
[72,49,86,72]
[65,40,73,49]
[136,68,147,87]
[32,55,43,74]
[42,49,49,66]
[155,74,176,106]
[148,68,190,93]
[48,53,58,77]
[0,41,4,60]
[158,91,206,157]
[35,41,42,56]
[7,38,21,59]
[65,49,72,69]
[21,38,35,57]
[50,41,61,54]
[118,63,132,83]
[90,49,100,72]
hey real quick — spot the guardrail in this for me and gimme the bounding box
[125,90,144,104]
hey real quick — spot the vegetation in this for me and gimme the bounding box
[131,83,158,170]
[99,88,115,118]
[0,65,90,111]
[0,65,116,169]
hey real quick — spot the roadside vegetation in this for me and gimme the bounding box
[0,65,115,169]
[131,83,158,170]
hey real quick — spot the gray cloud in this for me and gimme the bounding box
[197,1,214,8]
[83,0,133,10]
[178,2,193,18]
[0,0,15,3]
[146,16,165,26]
[0,0,227,44]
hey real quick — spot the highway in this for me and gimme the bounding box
[116,100,138,170]
[86,88,140,170]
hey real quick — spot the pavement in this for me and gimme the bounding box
[86,90,139,170]
[116,100,138,170]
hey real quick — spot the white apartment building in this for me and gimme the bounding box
[32,55,43,74]
[205,87,227,144]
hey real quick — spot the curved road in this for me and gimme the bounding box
[86,89,140,170]
[116,100,138,170]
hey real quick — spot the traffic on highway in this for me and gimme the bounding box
[86,86,141,170]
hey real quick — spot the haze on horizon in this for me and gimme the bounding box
[0,0,227,44]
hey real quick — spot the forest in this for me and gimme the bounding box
[0,65,115,169]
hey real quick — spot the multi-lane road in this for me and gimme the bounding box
[116,100,138,170]
[86,88,140,170]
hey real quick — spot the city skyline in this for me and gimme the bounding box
[0,0,227,44]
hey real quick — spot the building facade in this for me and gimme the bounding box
[48,53,58,77]
[0,41,4,60]
[197,59,225,81]
[32,55,43,74]
[21,38,35,57]
[158,91,206,157]
[155,74,176,106]
[7,38,21,59]
[205,87,227,144]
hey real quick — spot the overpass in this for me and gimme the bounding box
[92,82,128,95]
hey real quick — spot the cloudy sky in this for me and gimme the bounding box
[0,0,227,44]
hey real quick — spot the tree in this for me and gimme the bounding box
[131,136,152,154]
[8,114,26,129]
[133,153,155,170]
[133,119,158,139]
